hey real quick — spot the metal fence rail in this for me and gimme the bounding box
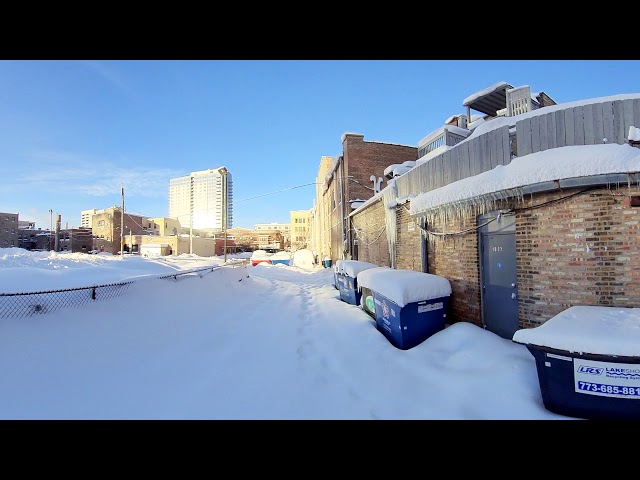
[156,265,222,280]
[0,281,134,318]
[0,260,250,319]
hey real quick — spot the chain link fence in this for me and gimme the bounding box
[0,260,250,319]
[0,282,134,318]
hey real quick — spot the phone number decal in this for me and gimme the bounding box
[577,382,640,397]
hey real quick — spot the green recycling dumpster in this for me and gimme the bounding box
[357,267,391,318]
[357,268,451,350]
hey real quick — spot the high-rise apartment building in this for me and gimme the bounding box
[168,167,233,233]
[80,209,97,228]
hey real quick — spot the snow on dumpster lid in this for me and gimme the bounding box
[512,306,640,357]
[357,267,451,307]
[250,250,272,260]
[339,260,379,278]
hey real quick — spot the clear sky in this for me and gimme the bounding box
[2,60,640,230]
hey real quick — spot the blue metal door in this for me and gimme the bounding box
[479,212,518,339]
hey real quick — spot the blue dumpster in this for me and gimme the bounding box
[513,306,640,420]
[358,268,451,350]
[270,251,291,266]
[333,260,342,290]
[336,260,379,306]
[322,256,332,268]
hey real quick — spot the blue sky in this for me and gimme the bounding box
[2,59,640,230]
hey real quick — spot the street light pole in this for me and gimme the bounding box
[221,167,228,263]
[49,209,53,251]
[120,184,125,259]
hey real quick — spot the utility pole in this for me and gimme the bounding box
[121,184,125,259]
[48,209,53,251]
[222,167,228,262]
[130,228,133,254]
[54,213,61,251]
[189,175,193,255]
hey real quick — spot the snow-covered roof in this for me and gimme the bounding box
[409,143,640,216]
[444,113,466,124]
[417,124,470,148]
[415,145,453,166]
[468,93,640,141]
[462,81,512,106]
[384,163,414,178]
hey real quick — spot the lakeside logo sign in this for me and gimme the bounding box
[574,359,640,399]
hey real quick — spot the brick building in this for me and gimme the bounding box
[0,212,19,249]
[91,206,152,254]
[319,133,418,263]
[344,86,640,339]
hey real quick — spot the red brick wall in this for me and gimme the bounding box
[350,199,391,267]
[396,205,424,272]
[516,186,640,327]
[418,185,640,330]
[422,210,483,327]
[343,133,418,204]
[351,180,640,332]
[342,133,418,261]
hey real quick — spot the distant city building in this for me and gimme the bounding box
[18,220,35,229]
[147,217,183,236]
[91,206,151,254]
[81,209,97,228]
[254,222,290,233]
[290,210,310,251]
[168,167,233,233]
[309,156,334,260]
[0,212,19,248]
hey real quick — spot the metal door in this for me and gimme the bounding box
[479,212,518,339]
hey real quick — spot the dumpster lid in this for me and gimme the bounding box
[512,306,640,357]
[356,268,451,307]
[338,260,379,278]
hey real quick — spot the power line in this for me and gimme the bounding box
[232,182,318,204]
[125,176,370,219]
